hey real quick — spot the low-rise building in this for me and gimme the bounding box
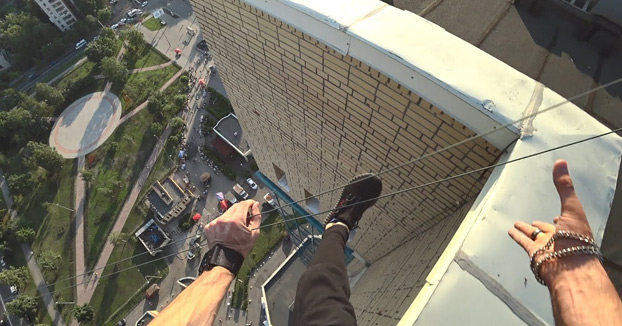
[145,175,195,225]
[134,219,172,256]
[33,0,77,32]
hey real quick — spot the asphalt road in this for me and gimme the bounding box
[17,48,86,93]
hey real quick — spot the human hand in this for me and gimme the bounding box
[508,160,596,285]
[204,200,262,258]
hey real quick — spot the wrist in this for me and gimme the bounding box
[198,266,235,284]
[541,254,602,288]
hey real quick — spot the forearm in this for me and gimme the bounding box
[544,256,622,326]
[150,267,234,326]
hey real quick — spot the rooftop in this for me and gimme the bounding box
[213,113,251,157]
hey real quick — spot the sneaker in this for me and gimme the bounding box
[323,173,383,230]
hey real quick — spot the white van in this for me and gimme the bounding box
[75,39,87,50]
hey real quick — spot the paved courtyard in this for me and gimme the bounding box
[49,91,121,158]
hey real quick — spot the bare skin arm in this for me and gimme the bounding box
[509,160,622,326]
[150,200,262,326]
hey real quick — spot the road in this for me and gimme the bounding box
[17,48,86,93]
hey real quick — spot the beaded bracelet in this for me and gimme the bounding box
[532,245,603,285]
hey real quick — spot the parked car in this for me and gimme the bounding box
[264,193,276,207]
[10,285,17,294]
[116,319,126,326]
[233,184,249,200]
[111,23,119,30]
[110,0,118,4]
[246,178,257,190]
[75,39,87,50]
[186,250,196,260]
[141,1,148,7]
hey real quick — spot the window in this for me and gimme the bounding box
[273,163,290,192]
[304,189,319,214]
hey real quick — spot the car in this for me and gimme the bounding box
[200,115,204,122]
[0,256,5,267]
[186,250,196,260]
[111,23,119,30]
[10,285,17,294]
[264,193,276,207]
[75,39,87,50]
[116,319,126,326]
[110,0,118,4]
[246,178,257,190]
[141,1,148,7]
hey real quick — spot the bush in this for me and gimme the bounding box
[180,75,189,85]
[178,211,197,231]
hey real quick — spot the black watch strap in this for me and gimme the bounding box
[198,244,244,276]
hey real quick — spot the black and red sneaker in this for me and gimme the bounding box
[323,173,383,230]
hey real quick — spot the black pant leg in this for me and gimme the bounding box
[293,225,357,326]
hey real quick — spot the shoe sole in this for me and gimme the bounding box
[323,173,381,226]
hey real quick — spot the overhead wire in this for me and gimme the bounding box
[27,126,622,300]
[35,77,622,292]
[252,77,622,219]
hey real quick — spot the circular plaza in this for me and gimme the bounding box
[49,91,122,158]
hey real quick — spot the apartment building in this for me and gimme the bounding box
[34,0,77,32]
[189,0,622,325]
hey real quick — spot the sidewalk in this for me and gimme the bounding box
[74,156,87,305]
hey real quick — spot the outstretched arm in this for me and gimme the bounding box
[150,200,262,326]
[509,160,622,326]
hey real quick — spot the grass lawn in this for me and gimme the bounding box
[30,160,77,322]
[142,17,165,31]
[52,60,106,115]
[11,244,54,325]
[126,44,170,70]
[83,109,159,271]
[53,61,98,91]
[117,64,180,114]
[86,206,168,326]
[231,211,286,309]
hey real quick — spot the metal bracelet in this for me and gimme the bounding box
[529,230,596,271]
[532,245,603,285]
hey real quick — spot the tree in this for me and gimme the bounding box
[147,91,166,120]
[0,107,47,148]
[73,0,97,15]
[72,304,94,323]
[15,228,35,243]
[0,12,59,68]
[100,27,115,40]
[33,83,64,109]
[6,295,37,318]
[0,267,29,289]
[170,117,185,134]
[81,169,94,183]
[6,174,34,196]
[100,57,128,84]
[150,122,163,136]
[85,37,116,63]
[24,141,64,173]
[121,29,145,59]
[97,8,111,23]
[39,250,61,275]
[108,232,128,245]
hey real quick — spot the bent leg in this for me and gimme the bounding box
[293,225,356,326]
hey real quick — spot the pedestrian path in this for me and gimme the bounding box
[73,156,87,305]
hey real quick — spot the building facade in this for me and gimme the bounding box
[34,0,77,32]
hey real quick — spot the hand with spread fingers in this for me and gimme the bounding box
[509,160,622,326]
[204,200,262,258]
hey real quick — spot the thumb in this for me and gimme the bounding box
[552,160,584,217]
[248,201,262,230]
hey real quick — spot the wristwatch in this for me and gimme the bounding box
[198,244,244,276]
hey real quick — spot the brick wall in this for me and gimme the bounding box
[349,201,470,324]
[191,0,500,262]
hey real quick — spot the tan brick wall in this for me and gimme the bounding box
[191,0,500,263]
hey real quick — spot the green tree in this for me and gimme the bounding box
[81,169,94,183]
[147,91,166,120]
[150,122,163,136]
[72,304,94,323]
[0,267,29,289]
[121,29,145,59]
[0,107,47,148]
[97,7,111,23]
[100,57,128,84]
[6,295,37,318]
[74,0,97,15]
[6,174,34,196]
[33,83,64,109]
[100,27,115,40]
[85,37,116,63]
[39,250,61,275]
[24,141,64,173]
[15,228,35,243]
[0,12,58,68]
[170,117,185,133]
